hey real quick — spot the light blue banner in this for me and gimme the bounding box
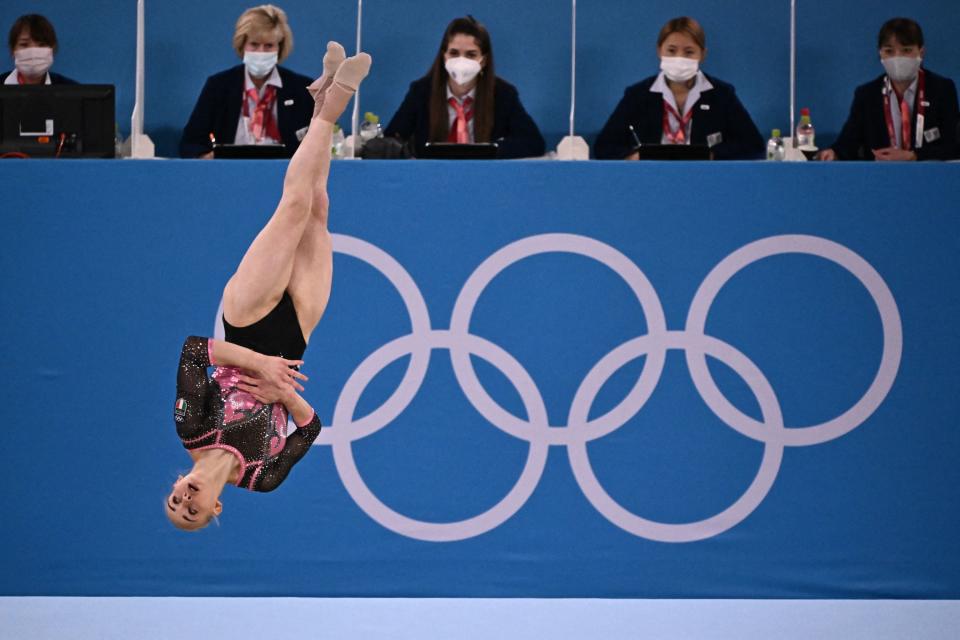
[1,160,958,597]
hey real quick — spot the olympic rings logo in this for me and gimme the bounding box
[217,233,902,543]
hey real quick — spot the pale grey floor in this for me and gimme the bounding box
[1,598,958,640]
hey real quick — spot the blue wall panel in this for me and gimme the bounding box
[1,1,957,155]
[0,159,958,597]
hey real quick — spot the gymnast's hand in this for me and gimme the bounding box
[236,355,307,404]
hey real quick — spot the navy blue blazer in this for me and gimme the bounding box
[384,75,545,159]
[594,73,764,160]
[830,69,959,161]
[0,71,77,84]
[179,64,314,158]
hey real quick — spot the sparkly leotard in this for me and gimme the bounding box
[174,336,322,492]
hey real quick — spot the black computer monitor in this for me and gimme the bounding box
[0,84,115,158]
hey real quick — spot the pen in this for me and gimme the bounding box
[628,124,642,148]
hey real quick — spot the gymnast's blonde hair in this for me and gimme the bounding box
[233,4,294,63]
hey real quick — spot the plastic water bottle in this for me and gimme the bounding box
[359,112,383,144]
[114,123,124,158]
[766,129,785,161]
[331,124,345,157]
[795,108,816,149]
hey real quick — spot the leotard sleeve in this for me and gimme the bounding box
[253,412,322,492]
[174,336,216,438]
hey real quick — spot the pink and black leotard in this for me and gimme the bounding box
[174,335,322,492]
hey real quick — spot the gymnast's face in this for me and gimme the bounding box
[166,474,222,530]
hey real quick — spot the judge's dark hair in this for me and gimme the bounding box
[8,14,58,53]
[878,18,924,49]
[427,16,496,144]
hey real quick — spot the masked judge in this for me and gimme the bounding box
[594,16,763,160]
[179,4,314,159]
[384,15,545,159]
[2,14,76,85]
[819,18,958,161]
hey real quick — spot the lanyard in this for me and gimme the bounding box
[883,68,926,150]
[662,100,694,144]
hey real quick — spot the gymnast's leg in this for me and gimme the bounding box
[222,48,369,329]
[286,175,333,343]
[289,51,371,342]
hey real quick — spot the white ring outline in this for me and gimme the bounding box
[567,331,785,542]
[449,233,668,439]
[684,235,902,446]
[315,234,433,445]
[331,330,550,542]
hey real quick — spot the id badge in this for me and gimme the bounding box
[915,114,925,149]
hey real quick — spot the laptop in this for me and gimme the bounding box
[420,142,498,160]
[633,143,711,161]
[213,143,288,159]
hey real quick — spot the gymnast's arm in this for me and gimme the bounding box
[208,339,307,401]
[255,390,323,492]
[175,337,216,435]
[177,337,305,423]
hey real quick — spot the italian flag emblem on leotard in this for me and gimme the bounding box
[175,398,187,418]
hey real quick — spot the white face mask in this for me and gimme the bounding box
[882,56,922,83]
[14,46,54,79]
[660,56,699,83]
[445,57,482,86]
[243,51,278,78]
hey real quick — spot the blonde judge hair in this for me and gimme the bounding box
[232,4,294,63]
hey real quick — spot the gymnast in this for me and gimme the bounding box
[166,43,371,531]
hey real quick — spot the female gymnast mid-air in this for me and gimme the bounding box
[167,44,371,530]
